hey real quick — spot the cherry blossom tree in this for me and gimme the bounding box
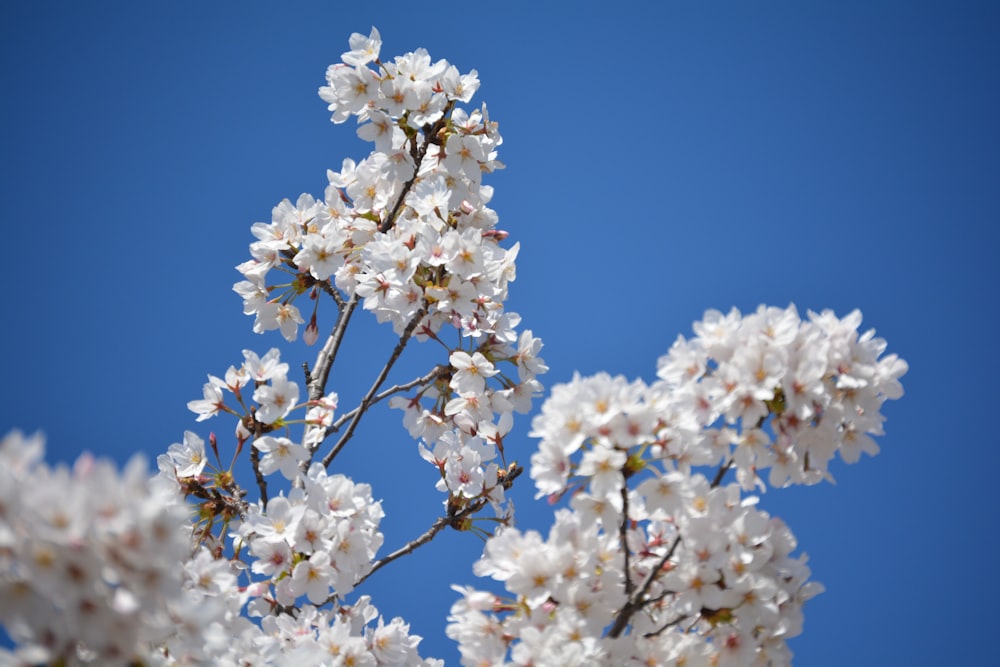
[0,28,906,667]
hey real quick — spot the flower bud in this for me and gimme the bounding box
[304,317,319,346]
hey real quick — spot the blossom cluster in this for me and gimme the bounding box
[0,427,438,666]
[448,305,906,666]
[531,305,908,496]
[186,347,337,468]
[160,27,548,664]
[232,26,547,513]
[237,464,385,609]
[449,498,820,667]
[0,431,236,666]
[233,25,513,344]
[157,423,438,665]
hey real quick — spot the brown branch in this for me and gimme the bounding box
[249,440,269,506]
[378,104,454,234]
[324,366,444,437]
[318,279,345,310]
[607,455,733,638]
[619,479,634,597]
[607,533,681,638]
[307,293,359,402]
[322,303,429,468]
[644,613,685,638]
[711,457,733,488]
[354,492,491,589]
[355,514,452,588]
[608,452,733,638]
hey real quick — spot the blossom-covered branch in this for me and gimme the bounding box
[0,27,906,667]
[448,305,906,666]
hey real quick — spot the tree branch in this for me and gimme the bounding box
[249,440,269,506]
[355,515,451,588]
[307,293,359,403]
[378,106,453,234]
[322,303,429,467]
[607,533,681,638]
[354,491,494,589]
[711,457,733,488]
[318,279,345,310]
[606,455,734,638]
[619,479,634,597]
[644,613,685,638]
[324,366,444,437]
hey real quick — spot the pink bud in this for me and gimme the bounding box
[482,229,509,241]
[304,317,319,346]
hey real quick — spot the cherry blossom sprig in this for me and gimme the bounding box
[448,305,906,666]
[229,25,547,505]
[530,305,907,498]
[0,431,242,666]
[172,26,545,664]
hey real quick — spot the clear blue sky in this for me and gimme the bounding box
[2,2,998,665]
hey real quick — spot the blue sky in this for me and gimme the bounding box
[2,1,998,664]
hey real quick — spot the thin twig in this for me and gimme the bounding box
[608,533,681,638]
[355,494,489,589]
[318,280,345,310]
[711,457,733,488]
[619,480,634,596]
[607,456,733,638]
[304,111,448,408]
[378,106,453,234]
[308,294,359,402]
[356,515,451,588]
[325,366,444,437]
[249,441,269,506]
[644,614,685,638]
[322,303,429,468]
